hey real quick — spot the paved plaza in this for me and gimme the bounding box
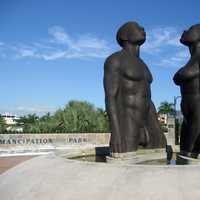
[0,156,36,174]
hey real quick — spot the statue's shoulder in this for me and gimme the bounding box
[104,51,122,71]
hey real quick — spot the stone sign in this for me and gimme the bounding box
[0,133,110,156]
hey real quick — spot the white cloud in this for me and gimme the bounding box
[76,35,109,49]
[48,26,70,43]
[48,26,78,49]
[32,42,57,50]
[16,106,56,116]
[143,27,181,53]
[176,50,189,59]
[0,25,190,67]
[0,106,57,116]
[155,50,189,68]
[0,25,112,61]
[142,26,189,68]
[18,48,35,57]
[40,51,67,61]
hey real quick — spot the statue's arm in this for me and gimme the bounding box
[173,64,199,85]
[103,56,121,140]
[145,100,167,148]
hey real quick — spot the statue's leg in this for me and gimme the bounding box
[188,107,200,157]
[146,101,166,148]
[192,134,200,158]
[180,100,190,155]
[139,126,149,147]
[110,132,122,153]
[122,108,140,152]
[180,119,188,154]
[183,104,200,157]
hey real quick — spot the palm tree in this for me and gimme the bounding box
[158,101,175,114]
[16,114,39,125]
[16,114,39,133]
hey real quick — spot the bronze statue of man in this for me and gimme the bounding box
[104,21,166,155]
[173,24,200,158]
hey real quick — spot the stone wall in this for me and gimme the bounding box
[0,133,110,156]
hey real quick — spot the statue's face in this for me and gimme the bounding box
[128,23,146,46]
[180,25,200,46]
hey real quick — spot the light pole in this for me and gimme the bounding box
[174,96,181,118]
[174,96,181,145]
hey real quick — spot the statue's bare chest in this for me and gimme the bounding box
[120,56,152,82]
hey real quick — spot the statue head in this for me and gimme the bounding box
[180,24,200,46]
[116,21,146,47]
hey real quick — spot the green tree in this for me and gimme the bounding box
[49,101,109,133]
[16,114,39,133]
[38,113,58,133]
[16,114,39,124]
[94,108,109,132]
[54,101,109,133]
[15,101,110,133]
[0,116,7,133]
[158,101,175,114]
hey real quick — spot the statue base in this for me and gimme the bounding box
[106,148,166,164]
[106,151,137,164]
[176,153,200,165]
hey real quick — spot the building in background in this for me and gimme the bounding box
[158,111,183,148]
[1,114,23,132]
[1,114,18,125]
[158,114,168,125]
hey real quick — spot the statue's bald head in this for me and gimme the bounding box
[116,21,146,47]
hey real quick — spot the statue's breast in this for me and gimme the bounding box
[177,63,199,83]
[121,57,152,83]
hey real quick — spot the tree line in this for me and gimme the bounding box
[0,101,110,133]
[0,100,176,134]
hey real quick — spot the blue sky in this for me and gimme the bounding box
[0,0,200,115]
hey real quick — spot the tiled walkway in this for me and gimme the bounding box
[0,156,36,174]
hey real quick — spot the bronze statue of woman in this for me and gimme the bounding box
[104,21,166,156]
[173,24,200,158]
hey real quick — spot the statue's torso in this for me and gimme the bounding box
[118,51,152,110]
[179,63,200,96]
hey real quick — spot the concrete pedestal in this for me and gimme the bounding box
[107,149,166,164]
[1,154,200,200]
[176,154,200,165]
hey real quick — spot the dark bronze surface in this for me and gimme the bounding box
[104,22,166,153]
[174,24,200,158]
